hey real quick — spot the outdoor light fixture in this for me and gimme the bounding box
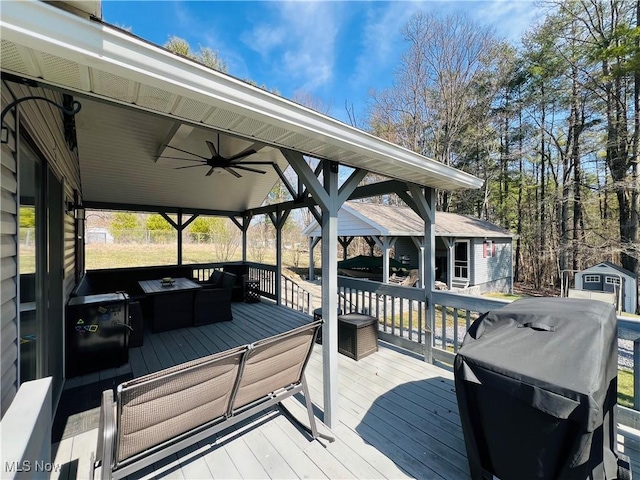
[73,205,86,220]
[1,95,82,144]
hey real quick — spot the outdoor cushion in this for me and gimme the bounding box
[205,270,223,287]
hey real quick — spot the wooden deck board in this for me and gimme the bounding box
[54,300,640,480]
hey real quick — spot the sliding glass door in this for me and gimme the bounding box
[18,138,65,404]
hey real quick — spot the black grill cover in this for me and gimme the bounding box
[454,298,619,480]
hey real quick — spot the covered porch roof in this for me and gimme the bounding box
[1,0,482,215]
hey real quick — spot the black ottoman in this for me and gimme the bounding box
[338,313,378,360]
[313,307,342,344]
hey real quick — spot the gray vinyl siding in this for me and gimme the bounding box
[1,91,18,417]
[472,238,512,286]
[64,212,75,293]
[1,81,81,416]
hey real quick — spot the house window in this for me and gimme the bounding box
[584,275,601,283]
[454,240,469,280]
[483,240,495,258]
[605,277,621,286]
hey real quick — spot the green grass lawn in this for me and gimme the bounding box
[483,292,523,301]
[619,368,633,408]
[80,243,312,271]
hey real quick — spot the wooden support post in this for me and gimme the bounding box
[321,160,339,428]
[446,237,455,290]
[268,209,290,307]
[177,209,183,265]
[338,236,354,260]
[308,236,320,281]
[411,236,426,288]
[404,184,436,363]
[232,214,252,263]
[284,149,365,428]
[365,236,376,257]
[372,236,397,284]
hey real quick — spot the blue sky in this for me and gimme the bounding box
[103,1,545,125]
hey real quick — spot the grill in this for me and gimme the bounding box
[454,298,630,480]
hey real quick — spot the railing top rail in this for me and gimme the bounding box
[618,316,640,341]
[432,291,511,312]
[245,261,277,272]
[338,276,427,302]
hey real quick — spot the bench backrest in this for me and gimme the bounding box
[113,320,321,466]
[116,346,245,463]
[231,323,317,411]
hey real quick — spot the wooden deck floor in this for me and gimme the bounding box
[53,300,640,479]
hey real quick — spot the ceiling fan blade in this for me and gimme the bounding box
[225,167,242,178]
[174,164,205,170]
[157,156,206,162]
[233,165,267,174]
[231,161,275,166]
[227,149,257,162]
[164,145,210,161]
[206,140,218,158]
[205,167,215,176]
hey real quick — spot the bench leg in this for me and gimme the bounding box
[302,376,319,439]
[279,377,335,442]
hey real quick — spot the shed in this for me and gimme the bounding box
[575,262,638,314]
[303,201,514,294]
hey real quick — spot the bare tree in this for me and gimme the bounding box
[368,11,503,210]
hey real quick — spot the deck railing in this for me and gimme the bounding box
[337,276,431,357]
[336,276,640,426]
[282,275,314,314]
[187,261,313,314]
[430,291,510,364]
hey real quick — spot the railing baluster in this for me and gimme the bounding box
[418,302,423,344]
[409,300,413,340]
[441,305,447,350]
[453,308,459,353]
[399,298,404,339]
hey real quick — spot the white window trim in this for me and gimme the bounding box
[584,275,601,283]
[605,277,621,285]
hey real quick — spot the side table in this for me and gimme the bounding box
[338,313,378,361]
[243,276,260,303]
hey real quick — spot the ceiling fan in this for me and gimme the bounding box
[158,135,273,178]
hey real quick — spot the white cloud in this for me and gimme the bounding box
[472,0,546,44]
[350,2,423,89]
[242,1,343,91]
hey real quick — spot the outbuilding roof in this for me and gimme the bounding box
[303,201,514,238]
[581,262,637,280]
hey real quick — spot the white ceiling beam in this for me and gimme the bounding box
[282,149,329,209]
[155,123,195,162]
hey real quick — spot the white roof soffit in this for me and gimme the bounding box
[1,0,483,192]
